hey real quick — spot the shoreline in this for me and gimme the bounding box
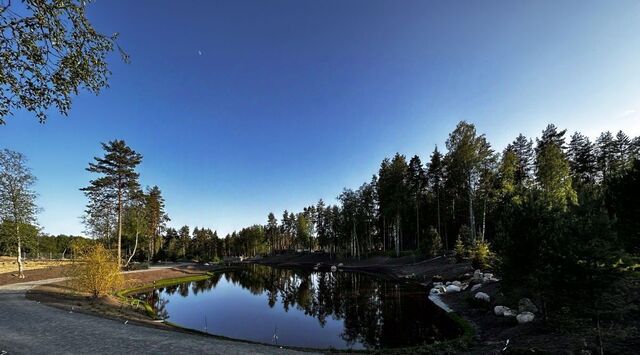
[18,255,608,353]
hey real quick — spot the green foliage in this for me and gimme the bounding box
[536,143,577,209]
[422,226,442,257]
[470,239,492,270]
[454,236,466,262]
[0,0,128,124]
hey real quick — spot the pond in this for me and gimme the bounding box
[139,264,460,350]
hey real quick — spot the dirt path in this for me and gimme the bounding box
[0,266,313,355]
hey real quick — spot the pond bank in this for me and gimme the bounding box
[253,253,612,354]
[26,256,604,353]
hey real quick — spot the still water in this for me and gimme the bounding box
[140,265,459,350]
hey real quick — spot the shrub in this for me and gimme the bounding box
[454,236,466,262]
[471,239,493,269]
[68,244,123,298]
[423,226,443,257]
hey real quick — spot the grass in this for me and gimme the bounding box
[0,256,72,274]
[114,272,214,320]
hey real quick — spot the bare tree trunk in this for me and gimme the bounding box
[468,174,476,242]
[395,213,400,257]
[383,216,386,252]
[117,188,122,268]
[416,197,420,250]
[481,197,487,241]
[17,222,25,279]
[125,230,139,268]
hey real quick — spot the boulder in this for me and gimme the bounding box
[518,298,539,313]
[337,263,344,267]
[452,280,462,287]
[474,292,490,302]
[494,305,507,316]
[503,308,517,317]
[330,265,337,272]
[494,305,516,317]
[445,284,461,293]
[445,281,452,286]
[470,283,483,292]
[516,311,535,324]
[472,269,483,282]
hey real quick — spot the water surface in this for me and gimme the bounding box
[141,265,458,349]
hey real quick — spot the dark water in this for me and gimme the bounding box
[140,265,459,350]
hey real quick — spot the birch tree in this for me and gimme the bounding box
[0,149,39,278]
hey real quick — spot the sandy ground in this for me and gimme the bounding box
[0,256,72,274]
[27,265,225,325]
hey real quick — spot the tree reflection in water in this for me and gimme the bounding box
[142,265,460,349]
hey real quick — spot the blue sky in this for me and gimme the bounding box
[1,0,639,236]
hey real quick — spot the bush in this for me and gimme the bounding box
[471,239,493,269]
[454,236,466,262]
[68,244,123,298]
[124,262,149,271]
[422,226,443,257]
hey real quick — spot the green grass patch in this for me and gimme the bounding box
[114,272,214,320]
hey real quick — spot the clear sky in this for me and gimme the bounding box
[1,0,639,237]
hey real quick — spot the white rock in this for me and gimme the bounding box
[494,305,507,316]
[330,265,337,272]
[474,292,490,302]
[433,282,444,288]
[337,263,344,267]
[445,281,452,286]
[452,280,462,287]
[494,305,516,317]
[516,311,535,324]
[445,284,461,293]
[472,269,483,281]
[503,308,517,317]
[470,284,483,292]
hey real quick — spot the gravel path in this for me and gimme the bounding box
[0,267,313,355]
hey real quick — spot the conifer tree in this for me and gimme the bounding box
[81,140,142,267]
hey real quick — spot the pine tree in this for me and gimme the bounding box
[536,139,577,209]
[596,131,616,183]
[81,140,142,267]
[568,132,597,188]
[407,155,427,249]
[427,147,445,247]
[144,186,169,260]
[445,121,493,242]
[508,134,535,187]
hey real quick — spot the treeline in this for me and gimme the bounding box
[0,222,87,258]
[212,121,640,331]
[151,122,640,270]
[224,122,640,260]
